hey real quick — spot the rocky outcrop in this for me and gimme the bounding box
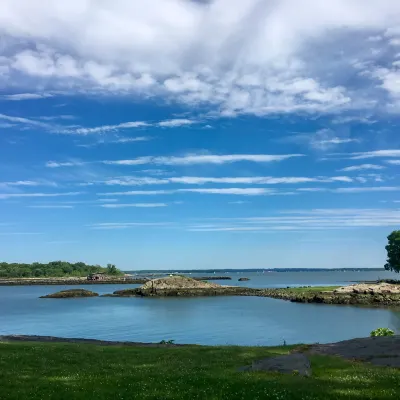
[140,276,223,290]
[108,276,257,297]
[334,282,400,295]
[306,336,400,368]
[238,278,250,281]
[40,289,99,298]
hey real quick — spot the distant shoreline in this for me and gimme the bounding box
[125,268,386,273]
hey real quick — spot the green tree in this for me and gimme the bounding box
[384,230,400,273]
[107,264,118,275]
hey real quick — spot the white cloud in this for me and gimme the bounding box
[89,222,172,230]
[386,160,400,165]
[61,118,196,135]
[91,175,353,186]
[105,154,304,166]
[282,129,360,151]
[100,203,167,208]
[28,205,74,209]
[334,186,399,193]
[1,93,53,101]
[157,119,195,127]
[47,153,304,168]
[332,116,376,124]
[339,164,385,171]
[297,186,399,193]
[77,136,153,147]
[46,161,86,168]
[0,232,44,235]
[0,192,82,199]
[177,188,273,195]
[2,1,400,115]
[0,113,51,129]
[349,150,400,159]
[66,121,149,135]
[199,208,400,231]
[97,190,171,196]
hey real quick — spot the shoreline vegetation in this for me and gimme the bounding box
[0,261,124,279]
[1,336,399,400]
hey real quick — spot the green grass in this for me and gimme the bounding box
[286,286,340,293]
[0,342,399,399]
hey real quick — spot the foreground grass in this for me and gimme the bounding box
[0,342,399,400]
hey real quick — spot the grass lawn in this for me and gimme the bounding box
[0,342,399,400]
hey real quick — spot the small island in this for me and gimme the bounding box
[238,277,250,281]
[107,276,247,297]
[40,289,99,299]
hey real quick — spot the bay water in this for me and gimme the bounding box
[1,270,399,346]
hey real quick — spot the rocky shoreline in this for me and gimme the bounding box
[29,276,400,307]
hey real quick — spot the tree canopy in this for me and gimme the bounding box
[384,230,400,273]
[0,261,123,278]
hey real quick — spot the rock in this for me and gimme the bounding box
[40,289,99,298]
[335,282,400,295]
[140,276,223,290]
[307,336,400,368]
[240,354,311,376]
[238,278,250,281]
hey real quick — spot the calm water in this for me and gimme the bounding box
[1,270,399,346]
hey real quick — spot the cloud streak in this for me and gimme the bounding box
[47,153,304,168]
[0,192,82,199]
[100,203,167,208]
[339,164,385,172]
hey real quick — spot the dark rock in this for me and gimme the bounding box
[238,278,250,281]
[307,336,400,368]
[40,289,99,298]
[240,354,311,376]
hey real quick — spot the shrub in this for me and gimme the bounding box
[370,328,395,337]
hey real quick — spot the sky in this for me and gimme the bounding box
[1,0,400,270]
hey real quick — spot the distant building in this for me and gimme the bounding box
[87,272,107,281]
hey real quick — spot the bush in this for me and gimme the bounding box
[370,328,395,337]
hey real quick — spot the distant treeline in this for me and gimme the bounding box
[0,261,123,278]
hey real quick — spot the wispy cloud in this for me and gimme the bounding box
[386,160,400,165]
[0,180,58,188]
[177,188,273,195]
[77,136,153,148]
[0,192,82,199]
[47,153,304,168]
[281,129,360,151]
[332,116,376,125]
[46,161,86,168]
[100,203,167,208]
[28,205,74,209]
[0,113,51,129]
[333,186,399,193]
[157,119,195,127]
[339,164,386,172]
[348,150,400,159]
[192,208,400,232]
[84,175,353,186]
[61,118,196,135]
[0,232,44,235]
[98,190,170,196]
[89,222,172,230]
[297,186,399,193]
[1,93,53,101]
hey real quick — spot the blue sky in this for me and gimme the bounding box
[1,0,400,269]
